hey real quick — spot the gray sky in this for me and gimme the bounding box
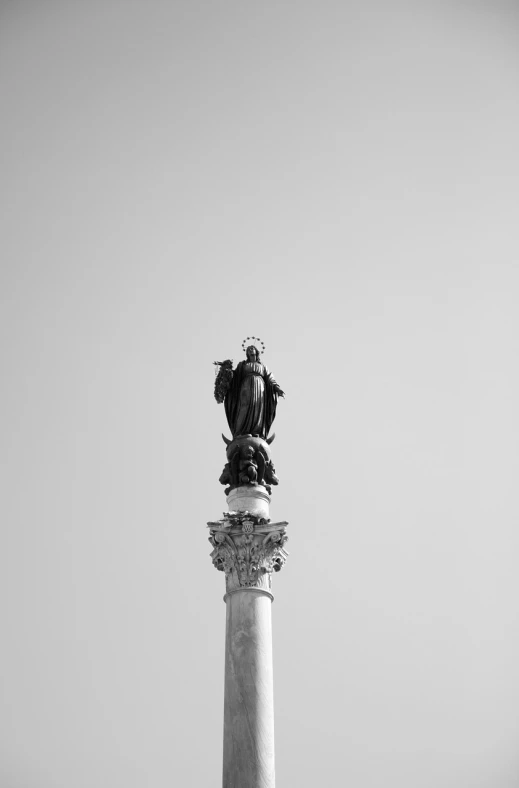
[2,1,519,786]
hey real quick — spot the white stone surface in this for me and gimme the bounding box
[226,486,270,518]
[209,515,287,787]
[209,521,288,595]
[223,588,275,788]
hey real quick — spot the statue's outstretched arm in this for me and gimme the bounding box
[263,366,286,398]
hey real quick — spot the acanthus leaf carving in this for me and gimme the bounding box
[208,519,288,594]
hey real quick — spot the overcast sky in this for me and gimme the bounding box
[2,2,519,786]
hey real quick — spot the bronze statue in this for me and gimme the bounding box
[214,337,285,495]
[214,339,285,440]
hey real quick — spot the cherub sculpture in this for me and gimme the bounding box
[219,439,279,495]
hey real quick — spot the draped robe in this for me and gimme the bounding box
[224,361,280,439]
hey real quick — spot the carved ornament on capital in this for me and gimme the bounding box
[208,513,288,594]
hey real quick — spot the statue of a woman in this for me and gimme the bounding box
[215,344,285,439]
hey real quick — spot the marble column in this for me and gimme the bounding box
[208,486,288,788]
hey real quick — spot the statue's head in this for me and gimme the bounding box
[242,337,265,361]
[246,345,260,362]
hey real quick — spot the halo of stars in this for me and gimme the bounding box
[242,336,266,354]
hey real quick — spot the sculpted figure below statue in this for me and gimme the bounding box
[214,339,285,440]
[218,435,280,495]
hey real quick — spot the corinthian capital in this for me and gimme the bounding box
[208,513,288,595]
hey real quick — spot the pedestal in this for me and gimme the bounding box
[226,484,271,519]
[208,487,288,788]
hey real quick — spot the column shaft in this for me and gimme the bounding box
[223,589,275,788]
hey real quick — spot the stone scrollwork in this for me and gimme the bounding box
[208,516,288,594]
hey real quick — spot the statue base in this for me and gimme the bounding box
[219,435,279,499]
[226,485,270,519]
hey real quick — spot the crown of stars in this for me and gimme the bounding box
[241,336,266,354]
